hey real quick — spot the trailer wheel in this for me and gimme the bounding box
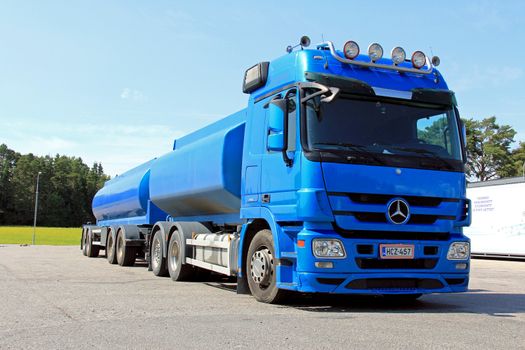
[246,229,288,304]
[150,231,168,276]
[106,232,118,264]
[167,230,192,281]
[116,231,135,266]
[81,229,87,256]
[86,229,100,258]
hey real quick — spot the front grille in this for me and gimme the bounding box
[356,258,438,269]
[346,278,443,290]
[348,212,454,225]
[336,193,458,207]
[333,225,450,241]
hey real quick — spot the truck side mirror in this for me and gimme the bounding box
[267,99,287,151]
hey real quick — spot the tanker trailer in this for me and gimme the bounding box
[83,37,471,304]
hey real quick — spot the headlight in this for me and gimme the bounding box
[411,50,426,69]
[343,40,360,59]
[368,43,383,62]
[312,239,346,258]
[447,242,470,260]
[391,46,406,65]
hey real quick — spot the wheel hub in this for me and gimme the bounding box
[169,240,179,270]
[153,239,161,268]
[250,248,273,286]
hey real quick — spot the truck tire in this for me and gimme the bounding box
[106,232,118,264]
[167,230,192,281]
[246,229,288,304]
[150,231,168,276]
[81,229,87,256]
[116,230,136,266]
[86,229,100,258]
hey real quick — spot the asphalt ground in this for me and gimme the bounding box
[0,245,524,349]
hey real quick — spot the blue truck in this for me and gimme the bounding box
[81,37,471,303]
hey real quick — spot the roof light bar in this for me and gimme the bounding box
[316,41,435,75]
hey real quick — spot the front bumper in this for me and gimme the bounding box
[276,228,470,295]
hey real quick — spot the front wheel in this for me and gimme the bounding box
[246,229,288,304]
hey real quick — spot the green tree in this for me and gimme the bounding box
[0,144,109,226]
[464,116,516,181]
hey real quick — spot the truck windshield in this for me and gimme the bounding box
[305,94,464,171]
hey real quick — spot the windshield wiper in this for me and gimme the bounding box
[312,142,385,165]
[388,146,454,170]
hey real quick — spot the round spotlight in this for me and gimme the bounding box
[411,51,427,69]
[432,56,440,67]
[343,41,360,59]
[391,47,406,65]
[368,43,383,62]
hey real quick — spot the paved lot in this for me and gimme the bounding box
[0,245,524,349]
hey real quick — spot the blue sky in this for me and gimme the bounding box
[1,1,524,176]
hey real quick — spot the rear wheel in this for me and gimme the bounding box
[167,230,192,281]
[106,232,118,264]
[81,229,87,256]
[246,229,288,304]
[116,231,136,266]
[150,231,168,276]
[86,229,100,258]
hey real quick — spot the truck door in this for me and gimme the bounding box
[260,88,301,220]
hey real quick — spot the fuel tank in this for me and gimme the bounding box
[92,160,154,222]
[149,111,246,218]
[91,110,246,224]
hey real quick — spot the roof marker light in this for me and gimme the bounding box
[391,47,406,65]
[343,40,360,59]
[367,43,383,62]
[411,51,426,69]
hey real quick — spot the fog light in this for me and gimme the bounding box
[312,239,346,258]
[315,261,334,268]
[456,263,468,270]
[447,242,470,260]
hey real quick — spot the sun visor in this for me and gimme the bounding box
[304,71,375,96]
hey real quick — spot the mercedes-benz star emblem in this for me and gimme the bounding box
[387,198,410,225]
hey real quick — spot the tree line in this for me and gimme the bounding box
[0,144,109,227]
[0,115,523,227]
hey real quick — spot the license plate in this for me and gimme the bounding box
[379,244,414,259]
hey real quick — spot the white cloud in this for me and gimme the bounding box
[120,88,147,102]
